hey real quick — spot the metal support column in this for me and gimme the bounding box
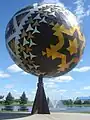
[31,75,50,114]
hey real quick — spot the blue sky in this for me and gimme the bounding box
[0,0,90,101]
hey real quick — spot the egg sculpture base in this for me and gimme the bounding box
[31,75,50,114]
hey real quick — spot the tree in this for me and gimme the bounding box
[62,99,73,106]
[4,92,14,105]
[0,96,4,99]
[14,99,20,103]
[19,92,28,105]
[83,100,90,104]
[0,96,4,104]
[68,99,73,105]
[74,100,82,105]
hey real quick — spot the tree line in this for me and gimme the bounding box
[1,92,90,107]
[0,92,28,106]
[62,99,90,106]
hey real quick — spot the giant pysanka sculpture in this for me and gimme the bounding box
[5,3,85,77]
[5,3,85,114]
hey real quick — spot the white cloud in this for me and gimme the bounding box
[31,90,36,95]
[57,89,67,93]
[86,5,90,16]
[46,88,67,98]
[7,64,22,73]
[13,89,18,92]
[5,84,14,89]
[7,64,30,75]
[44,75,73,98]
[0,71,10,78]
[83,86,90,90]
[21,71,29,75]
[74,0,90,23]
[41,0,66,9]
[51,89,67,95]
[45,81,57,88]
[49,75,74,83]
[75,91,81,94]
[72,89,77,92]
[42,0,60,4]
[74,0,85,23]
[73,66,90,72]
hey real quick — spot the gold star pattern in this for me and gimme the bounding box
[67,38,78,55]
[53,24,85,43]
[52,28,64,51]
[57,54,68,71]
[58,63,69,72]
[58,24,74,36]
[75,26,85,41]
[42,23,70,72]
[42,23,65,60]
[80,35,85,56]
[52,23,60,31]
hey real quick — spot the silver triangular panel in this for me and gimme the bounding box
[27,64,34,69]
[29,39,37,47]
[16,54,21,59]
[23,52,29,59]
[49,12,56,17]
[30,8,35,14]
[44,8,51,13]
[34,14,41,20]
[19,24,23,30]
[23,37,29,46]
[32,26,40,34]
[33,64,40,69]
[43,12,48,17]
[15,35,20,40]
[26,24,34,32]
[29,52,36,60]
[39,17,47,23]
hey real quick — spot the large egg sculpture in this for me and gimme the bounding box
[5,3,85,77]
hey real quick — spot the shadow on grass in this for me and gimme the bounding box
[0,112,31,120]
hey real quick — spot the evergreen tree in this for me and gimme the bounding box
[74,99,82,105]
[20,92,28,105]
[0,96,4,99]
[0,96,4,104]
[5,92,14,105]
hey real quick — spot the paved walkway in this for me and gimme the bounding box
[9,113,90,120]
